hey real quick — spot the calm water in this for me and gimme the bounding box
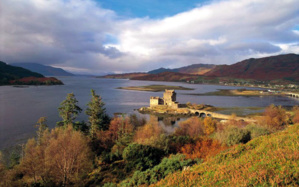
[1,76,298,150]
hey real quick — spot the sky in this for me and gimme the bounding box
[0,0,298,75]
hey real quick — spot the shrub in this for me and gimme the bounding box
[175,117,204,138]
[134,122,165,145]
[181,138,228,160]
[245,124,270,139]
[122,144,164,171]
[292,106,299,124]
[216,126,251,146]
[124,154,194,186]
[259,105,288,131]
[203,117,217,135]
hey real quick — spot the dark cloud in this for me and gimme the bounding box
[0,0,298,74]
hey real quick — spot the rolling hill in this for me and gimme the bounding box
[204,54,299,82]
[11,63,74,76]
[154,124,299,186]
[148,64,215,75]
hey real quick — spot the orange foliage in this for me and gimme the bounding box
[175,117,204,138]
[203,117,217,135]
[181,138,228,160]
[134,122,164,145]
[107,117,134,142]
[293,106,299,124]
[259,105,288,131]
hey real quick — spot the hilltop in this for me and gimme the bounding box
[0,61,63,85]
[11,63,74,76]
[148,64,215,75]
[204,54,299,82]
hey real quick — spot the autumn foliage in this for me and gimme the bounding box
[20,125,92,186]
[258,104,288,131]
[174,117,204,137]
[181,138,228,160]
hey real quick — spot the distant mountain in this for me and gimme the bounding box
[0,61,63,85]
[11,63,74,76]
[148,68,178,74]
[204,54,299,82]
[148,64,215,75]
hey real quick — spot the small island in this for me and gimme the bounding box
[117,84,194,92]
[138,89,255,122]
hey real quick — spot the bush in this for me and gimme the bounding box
[175,117,204,138]
[245,124,270,139]
[259,105,288,131]
[122,144,164,171]
[292,106,299,124]
[123,154,194,186]
[181,138,228,160]
[216,126,251,146]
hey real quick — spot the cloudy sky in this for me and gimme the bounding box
[0,0,298,74]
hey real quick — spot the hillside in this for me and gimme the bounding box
[0,61,63,85]
[148,64,215,75]
[204,54,299,82]
[154,124,299,186]
[100,73,149,79]
[11,63,74,76]
[131,72,199,82]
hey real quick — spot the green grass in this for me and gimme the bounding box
[154,124,299,186]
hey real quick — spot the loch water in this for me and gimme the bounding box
[1,76,298,150]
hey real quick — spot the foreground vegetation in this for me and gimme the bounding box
[155,124,299,186]
[0,90,298,186]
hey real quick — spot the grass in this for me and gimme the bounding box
[117,85,194,92]
[153,124,299,186]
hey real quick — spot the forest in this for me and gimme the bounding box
[0,90,298,186]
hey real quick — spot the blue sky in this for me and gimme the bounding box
[97,0,209,18]
[0,0,298,74]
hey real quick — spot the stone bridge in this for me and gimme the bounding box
[286,92,299,98]
[188,109,256,123]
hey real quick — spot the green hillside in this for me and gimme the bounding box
[154,124,299,186]
[0,61,44,85]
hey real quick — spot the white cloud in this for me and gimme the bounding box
[0,0,298,74]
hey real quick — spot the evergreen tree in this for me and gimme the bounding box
[86,89,110,136]
[57,93,82,127]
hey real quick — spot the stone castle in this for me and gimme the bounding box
[150,90,180,109]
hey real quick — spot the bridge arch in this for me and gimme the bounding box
[199,113,206,118]
[195,112,199,116]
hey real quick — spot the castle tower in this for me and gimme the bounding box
[163,89,176,105]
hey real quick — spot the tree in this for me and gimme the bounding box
[86,89,110,136]
[260,104,288,131]
[203,117,217,135]
[21,125,92,186]
[36,117,48,145]
[45,126,92,186]
[57,93,82,127]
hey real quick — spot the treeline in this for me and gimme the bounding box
[0,90,299,186]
